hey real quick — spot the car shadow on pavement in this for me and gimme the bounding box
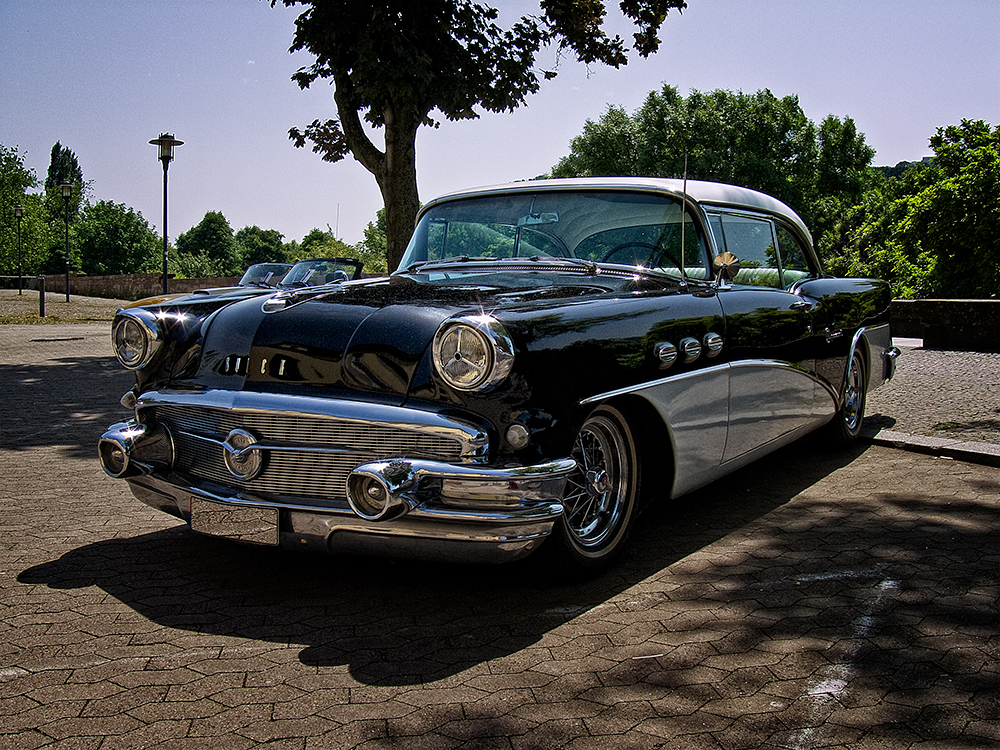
[18,439,876,687]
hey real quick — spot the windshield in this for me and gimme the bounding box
[238,263,291,287]
[398,190,710,279]
[280,258,363,287]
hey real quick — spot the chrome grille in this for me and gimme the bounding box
[150,404,465,503]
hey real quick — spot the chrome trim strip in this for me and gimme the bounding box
[137,389,489,458]
[179,430,360,456]
[580,362,731,405]
[580,359,827,407]
[128,473,566,526]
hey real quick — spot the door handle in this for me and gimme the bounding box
[790,300,811,311]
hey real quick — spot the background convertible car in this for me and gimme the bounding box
[100,178,899,569]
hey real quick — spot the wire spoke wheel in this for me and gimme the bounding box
[842,352,865,433]
[827,349,867,446]
[555,404,640,567]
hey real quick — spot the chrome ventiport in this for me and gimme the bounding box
[703,332,724,357]
[655,341,678,368]
[679,337,702,363]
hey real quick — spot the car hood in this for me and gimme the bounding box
[193,275,620,403]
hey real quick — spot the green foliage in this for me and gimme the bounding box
[74,201,161,275]
[828,120,999,299]
[356,209,390,274]
[1,145,47,277]
[43,141,87,224]
[235,225,289,267]
[175,210,242,277]
[276,0,686,271]
[291,225,386,274]
[552,85,874,242]
[899,120,1000,298]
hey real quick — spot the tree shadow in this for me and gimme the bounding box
[18,438,869,687]
[0,355,133,459]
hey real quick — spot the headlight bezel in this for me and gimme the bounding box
[432,314,515,392]
[112,309,165,370]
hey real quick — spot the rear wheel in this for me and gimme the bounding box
[552,404,640,569]
[827,349,867,445]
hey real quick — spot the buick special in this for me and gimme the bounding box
[99,178,899,568]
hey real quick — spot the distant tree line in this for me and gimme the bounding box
[0,141,388,283]
[3,102,997,298]
[549,85,1000,300]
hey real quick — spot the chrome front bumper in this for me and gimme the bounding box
[121,459,573,563]
[99,390,576,563]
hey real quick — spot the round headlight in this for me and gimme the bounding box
[433,315,515,391]
[111,309,163,369]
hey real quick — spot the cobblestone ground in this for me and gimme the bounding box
[867,347,1000,446]
[2,324,999,749]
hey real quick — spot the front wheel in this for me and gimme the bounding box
[551,404,641,569]
[827,349,867,445]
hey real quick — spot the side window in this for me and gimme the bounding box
[718,213,782,288]
[708,214,726,255]
[775,224,812,287]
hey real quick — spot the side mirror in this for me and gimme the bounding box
[713,252,741,284]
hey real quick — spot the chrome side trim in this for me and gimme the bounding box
[137,389,489,459]
[580,362,732,405]
[579,359,836,498]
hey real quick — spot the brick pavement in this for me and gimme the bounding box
[2,323,999,749]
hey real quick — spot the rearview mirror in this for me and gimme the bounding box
[713,252,741,283]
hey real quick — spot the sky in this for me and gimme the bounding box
[2,0,998,247]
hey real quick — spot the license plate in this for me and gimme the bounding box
[190,497,279,546]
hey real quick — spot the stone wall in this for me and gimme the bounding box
[892,299,1000,352]
[41,273,240,301]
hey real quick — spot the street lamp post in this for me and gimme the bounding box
[13,205,23,295]
[149,133,183,294]
[60,183,73,303]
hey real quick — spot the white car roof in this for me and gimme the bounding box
[425,177,813,244]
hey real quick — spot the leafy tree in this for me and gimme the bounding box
[73,200,161,275]
[274,0,687,272]
[293,226,361,265]
[236,225,289,267]
[552,85,874,244]
[1,144,46,277]
[43,141,86,222]
[823,168,934,299]
[356,208,390,275]
[175,210,241,276]
[823,120,999,299]
[297,227,339,258]
[896,120,1000,298]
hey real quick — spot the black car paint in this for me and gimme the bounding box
[128,267,889,472]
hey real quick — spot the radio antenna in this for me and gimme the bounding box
[679,153,689,288]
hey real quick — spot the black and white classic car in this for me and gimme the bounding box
[100,178,899,568]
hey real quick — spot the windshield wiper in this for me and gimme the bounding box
[404,256,504,273]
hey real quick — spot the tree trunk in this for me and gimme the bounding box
[379,108,420,272]
[333,78,421,272]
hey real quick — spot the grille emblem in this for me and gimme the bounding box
[223,429,263,480]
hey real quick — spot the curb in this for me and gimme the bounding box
[862,426,1000,467]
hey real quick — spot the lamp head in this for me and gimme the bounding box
[149,133,184,164]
